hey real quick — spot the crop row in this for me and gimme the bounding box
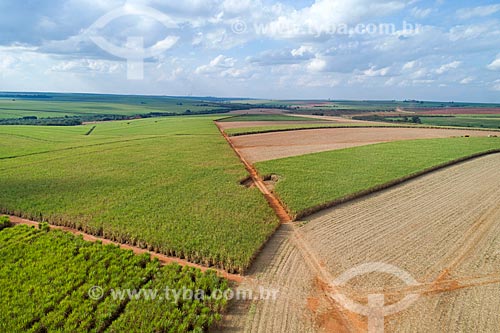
[0,223,229,332]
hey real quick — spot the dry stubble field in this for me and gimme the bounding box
[220,153,500,332]
[231,127,500,163]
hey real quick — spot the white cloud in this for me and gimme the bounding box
[363,66,391,77]
[307,57,327,72]
[221,0,257,14]
[263,0,409,40]
[402,60,417,71]
[487,57,500,71]
[291,45,314,57]
[409,68,428,79]
[49,59,123,74]
[0,45,41,72]
[195,55,235,74]
[492,80,500,91]
[151,36,180,54]
[411,7,432,19]
[435,61,461,74]
[459,77,474,84]
[195,54,251,78]
[449,23,496,42]
[457,4,500,20]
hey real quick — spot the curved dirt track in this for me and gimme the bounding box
[217,225,318,333]
[219,154,500,332]
[215,122,292,223]
[217,224,356,333]
[231,127,500,163]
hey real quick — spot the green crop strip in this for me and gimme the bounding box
[0,116,278,273]
[256,137,500,218]
[0,224,229,332]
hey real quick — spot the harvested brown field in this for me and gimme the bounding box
[301,154,500,331]
[228,108,289,115]
[217,225,320,333]
[217,120,328,130]
[231,127,500,163]
[287,114,376,124]
[219,154,500,332]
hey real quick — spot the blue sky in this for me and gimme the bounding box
[0,0,499,101]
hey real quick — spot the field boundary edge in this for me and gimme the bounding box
[5,216,244,282]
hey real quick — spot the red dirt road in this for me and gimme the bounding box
[9,216,243,282]
[215,122,292,223]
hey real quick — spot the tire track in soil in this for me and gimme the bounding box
[433,202,500,284]
[216,224,359,333]
[290,226,366,333]
[298,154,500,331]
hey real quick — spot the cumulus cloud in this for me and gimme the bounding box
[0,0,500,101]
[257,0,411,40]
[196,55,235,73]
[291,45,314,57]
[195,54,251,78]
[459,77,474,85]
[363,66,391,77]
[248,48,314,66]
[457,4,500,20]
[487,57,500,71]
[402,60,417,71]
[435,61,461,74]
[307,57,327,72]
[49,59,123,74]
[411,7,433,19]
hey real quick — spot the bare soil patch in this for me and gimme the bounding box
[287,114,376,124]
[216,224,337,333]
[217,120,328,131]
[231,127,500,163]
[228,108,290,115]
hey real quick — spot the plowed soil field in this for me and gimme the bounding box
[220,154,500,332]
[231,127,500,163]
